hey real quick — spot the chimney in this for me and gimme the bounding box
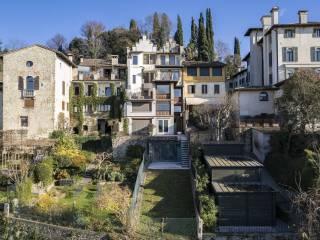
[67,53,73,62]
[261,15,272,30]
[79,55,84,63]
[298,10,308,24]
[270,6,279,25]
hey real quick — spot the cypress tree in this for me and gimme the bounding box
[152,12,161,45]
[160,13,171,47]
[190,17,198,45]
[129,19,138,32]
[234,37,241,67]
[198,13,209,61]
[206,8,214,61]
[174,15,184,46]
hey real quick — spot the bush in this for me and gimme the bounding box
[126,144,145,159]
[16,178,33,205]
[49,130,65,139]
[54,169,70,180]
[199,195,217,231]
[34,157,54,186]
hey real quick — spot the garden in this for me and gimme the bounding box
[0,131,145,239]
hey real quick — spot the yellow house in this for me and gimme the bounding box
[183,61,226,107]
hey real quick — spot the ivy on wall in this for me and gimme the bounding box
[69,82,126,135]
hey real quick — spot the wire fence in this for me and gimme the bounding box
[127,151,147,229]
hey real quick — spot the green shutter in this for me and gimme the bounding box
[282,47,286,62]
[311,47,316,62]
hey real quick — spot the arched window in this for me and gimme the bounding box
[26,61,33,67]
[259,92,269,101]
[26,76,34,90]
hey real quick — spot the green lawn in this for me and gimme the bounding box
[137,170,196,240]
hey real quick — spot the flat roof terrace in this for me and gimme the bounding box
[205,155,264,168]
[212,182,275,193]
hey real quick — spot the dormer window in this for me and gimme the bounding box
[26,61,33,67]
[259,92,269,101]
[284,29,295,38]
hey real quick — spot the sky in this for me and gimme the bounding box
[0,0,320,56]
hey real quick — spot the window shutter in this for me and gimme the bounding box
[294,47,298,61]
[311,47,315,62]
[34,76,40,90]
[282,48,286,62]
[18,76,24,90]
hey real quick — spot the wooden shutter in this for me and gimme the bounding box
[311,47,316,62]
[293,47,298,61]
[34,76,40,90]
[18,76,24,90]
[282,48,286,62]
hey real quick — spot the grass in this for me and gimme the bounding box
[137,170,196,240]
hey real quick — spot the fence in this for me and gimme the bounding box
[127,151,147,229]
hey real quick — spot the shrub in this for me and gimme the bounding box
[126,144,145,159]
[16,178,33,205]
[49,130,65,139]
[34,157,54,186]
[199,195,217,231]
[35,193,57,214]
[54,169,70,180]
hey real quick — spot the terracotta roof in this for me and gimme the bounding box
[183,61,225,67]
[0,44,77,67]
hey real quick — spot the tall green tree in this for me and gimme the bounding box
[206,8,214,61]
[129,19,138,32]
[152,12,161,44]
[190,17,198,45]
[68,37,89,64]
[197,13,209,61]
[233,37,241,67]
[174,15,183,46]
[159,13,171,47]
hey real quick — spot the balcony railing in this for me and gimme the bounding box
[78,73,125,81]
[23,89,35,98]
[128,91,153,100]
[154,71,181,82]
[156,111,171,116]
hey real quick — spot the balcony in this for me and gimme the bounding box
[23,89,35,98]
[128,91,153,100]
[156,94,170,99]
[154,71,181,82]
[156,111,171,116]
[78,72,125,81]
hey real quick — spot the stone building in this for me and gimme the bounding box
[0,45,76,139]
[70,55,126,135]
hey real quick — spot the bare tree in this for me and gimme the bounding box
[5,39,27,50]
[192,96,234,141]
[81,21,106,58]
[215,40,230,61]
[46,33,67,51]
[293,146,320,239]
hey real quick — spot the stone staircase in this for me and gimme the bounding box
[180,138,190,168]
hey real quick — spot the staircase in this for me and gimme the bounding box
[180,138,190,168]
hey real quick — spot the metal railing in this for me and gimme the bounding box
[23,89,35,98]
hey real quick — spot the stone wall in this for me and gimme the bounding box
[112,134,147,160]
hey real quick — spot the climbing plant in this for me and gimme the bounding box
[69,82,126,135]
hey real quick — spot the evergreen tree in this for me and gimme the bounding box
[190,17,198,45]
[159,13,171,47]
[197,13,209,61]
[174,15,183,46]
[129,19,138,32]
[206,8,214,61]
[233,37,241,67]
[152,12,161,44]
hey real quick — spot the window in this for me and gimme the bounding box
[132,75,136,84]
[105,87,112,96]
[116,87,121,96]
[87,85,94,96]
[214,84,220,94]
[62,81,65,95]
[229,82,233,89]
[188,85,195,94]
[174,88,182,97]
[143,72,154,83]
[83,125,88,131]
[85,104,93,113]
[200,68,210,76]
[74,86,80,96]
[283,47,298,62]
[20,116,28,127]
[259,92,269,101]
[202,85,208,94]
[161,55,166,65]
[169,55,176,65]
[98,104,110,112]
[157,102,170,111]
[143,54,156,64]
[156,85,170,94]
[269,52,272,67]
[313,28,320,38]
[26,61,33,67]
[187,67,197,76]
[269,74,273,85]
[132,55,138,65]
[311,47,320,62]
[74,106,78,112]
[62,101,65,111]
[174,105,182,113]
[284,29,295,38]
[26,76,34,90]
[158,119,169,133]
[212,67,222,76]
[172,71,180,81]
